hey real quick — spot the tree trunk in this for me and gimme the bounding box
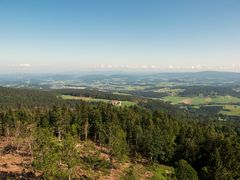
[84,120,88,141]
[58,127,61,141]
[6,126,10,140]
[94,133,97,142]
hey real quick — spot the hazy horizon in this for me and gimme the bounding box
[1,0,240,73]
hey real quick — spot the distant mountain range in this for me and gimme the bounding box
[0,71,240,89]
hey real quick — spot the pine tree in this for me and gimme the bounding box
[175,159,198,180]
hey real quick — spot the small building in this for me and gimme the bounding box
[111,100,122,106]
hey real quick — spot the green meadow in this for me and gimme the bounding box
[61,95,136,106]
[220,105,240,116]
[162,95,240,105]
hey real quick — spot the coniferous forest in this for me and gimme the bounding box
[1,0,240,179]
[0,87,240,179]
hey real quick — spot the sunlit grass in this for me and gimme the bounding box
[60,95,136,106]
[162,95,240,105]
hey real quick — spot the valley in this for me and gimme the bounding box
[1,71,240,179]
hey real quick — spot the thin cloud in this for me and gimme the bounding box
[19,64,31,68]
[8,64,32,68]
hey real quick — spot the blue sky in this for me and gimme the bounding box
[0,0,240,72]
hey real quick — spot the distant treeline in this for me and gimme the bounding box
[177,86,240,97]
[54,88,138,101]
[54,88,190,119]
[126,90,168,98]
[0,86,223,120]
[0,87,62,109]
[187,105,224,117]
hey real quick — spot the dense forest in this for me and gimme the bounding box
[0,87,62,109]
[177,86,240,98]
[54,88,138,102]
[0,87,240,179]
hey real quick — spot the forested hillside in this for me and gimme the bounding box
[0,87,240,179]
[177,86,240,97]
[0,87,62,109]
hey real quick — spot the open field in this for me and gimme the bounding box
[113,92,132,96]
[153,88,184,96]
[122,163,175,180]
[61,95,136,106]
[162,96,240,105]
[220,105,240,116]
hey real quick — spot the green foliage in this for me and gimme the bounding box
[109,123,128,162]
[33,128,79,178]
[55,88,137,102]
[148,164,176,180]
[0,86,62,109]
[175,160,198,180]
[1,87,240,179]
[122,165,141,180]
[60,134,80,178]
[32,128,62,178]
[178,85,240,98]
[61,95,136,106]
[82,156,112,171]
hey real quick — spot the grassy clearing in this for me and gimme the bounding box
[147,164,176,180]
[162,96,240,105]
[220,105,240,116]
[124,85,150,91]
[113,92,132,96]
[153,88,184,96]
[61,95,136,106]
[121,164,175,180]
[157,82,185,87]
[76,141,111,178]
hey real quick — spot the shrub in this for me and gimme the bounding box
[175,160,198,180]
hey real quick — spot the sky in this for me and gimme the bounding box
[0,0,240,73]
